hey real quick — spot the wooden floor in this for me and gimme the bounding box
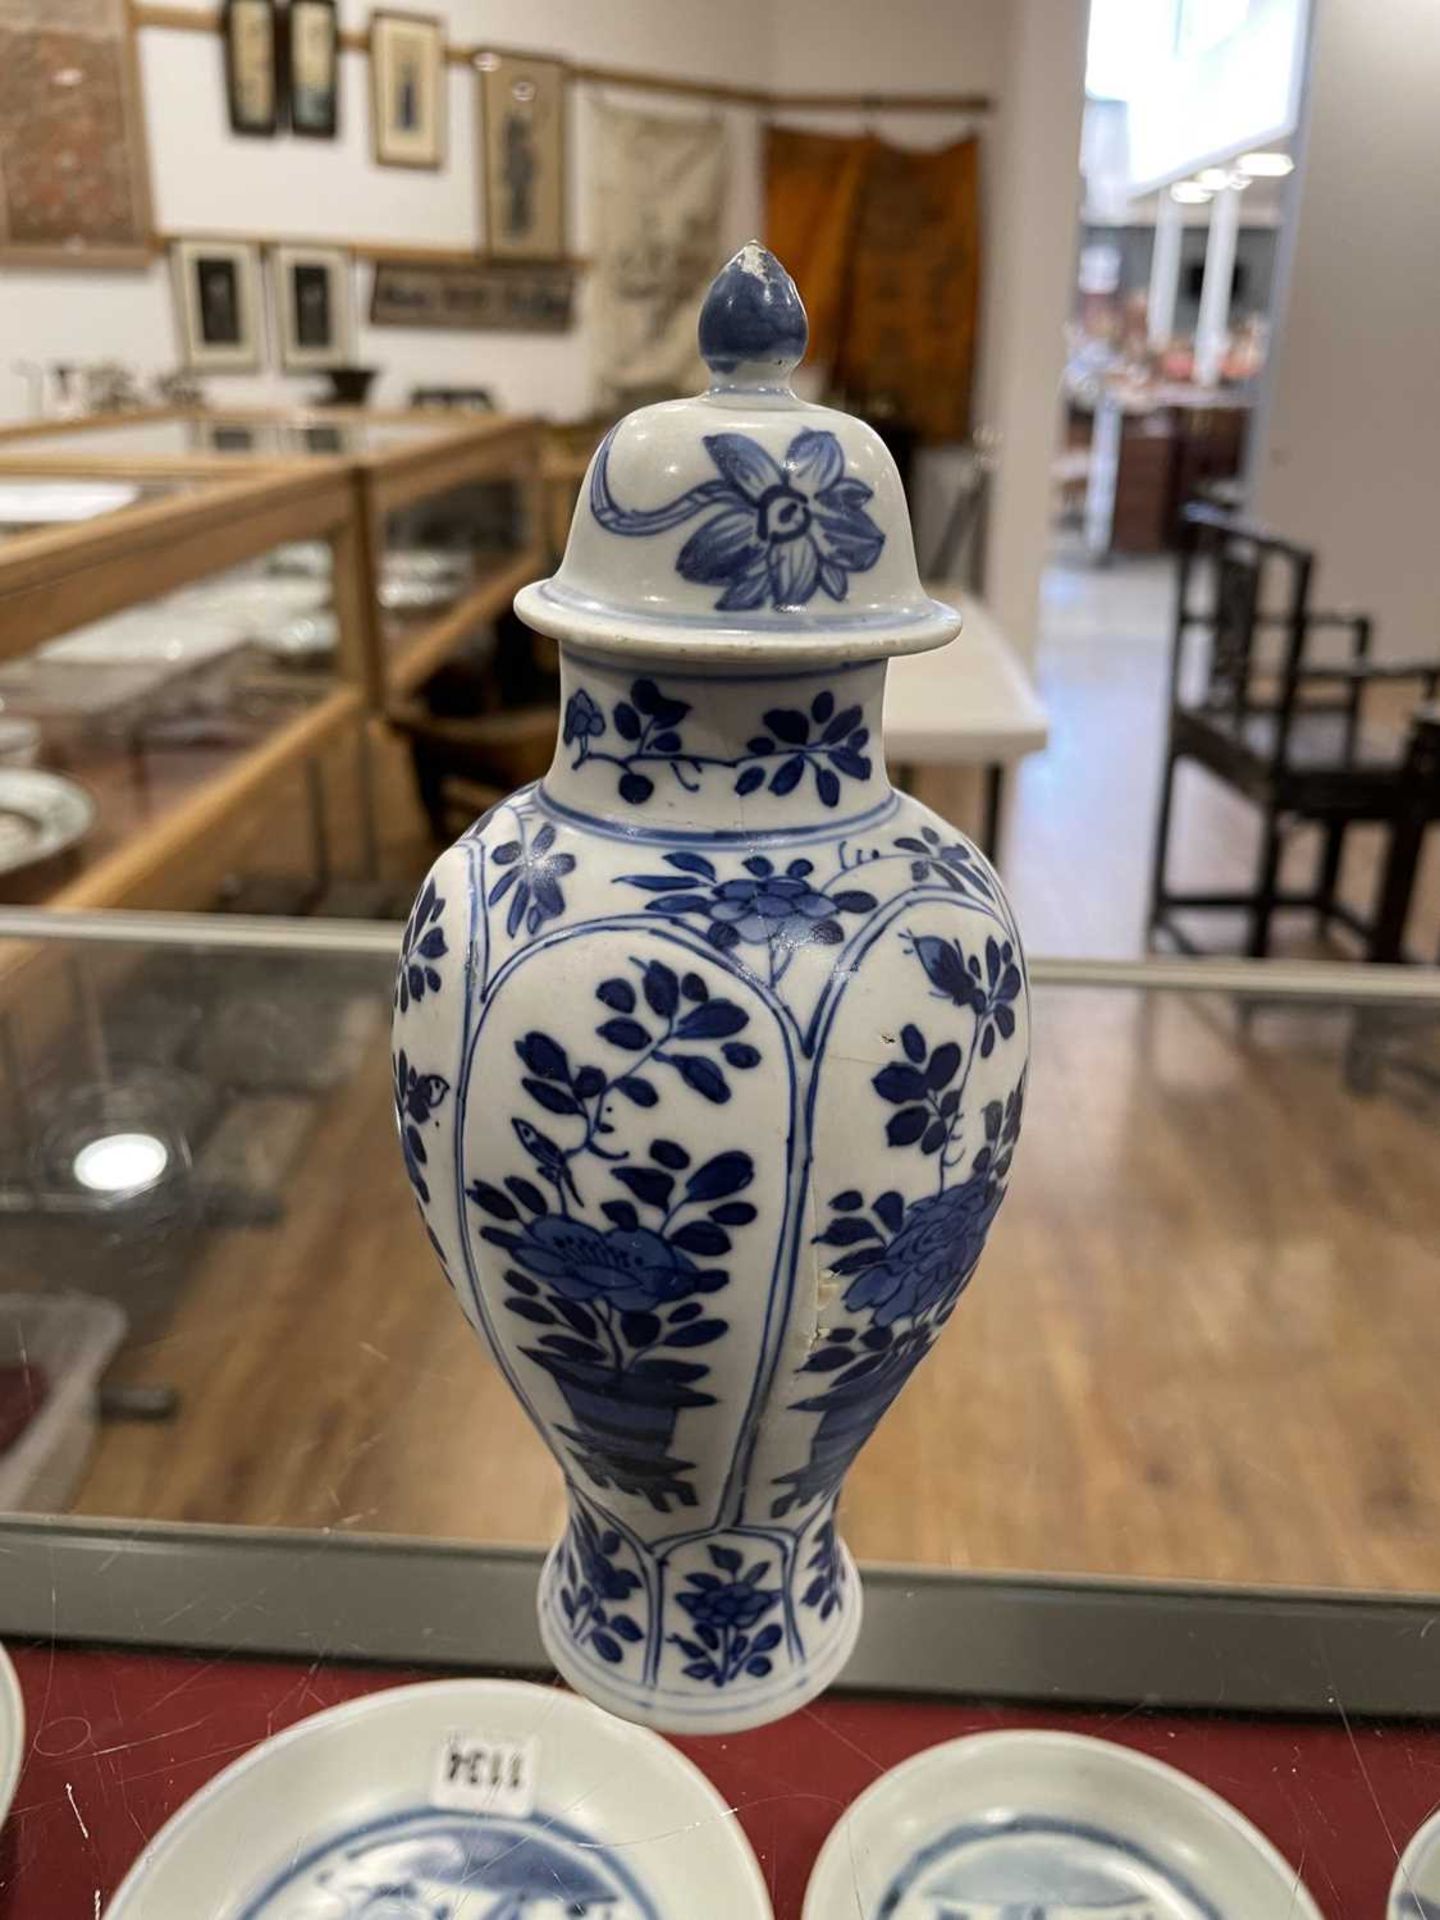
[65,548,1440,1594]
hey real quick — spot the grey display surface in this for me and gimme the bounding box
[2,1515,1438,1721]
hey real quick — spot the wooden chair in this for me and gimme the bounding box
[1148,506,1440,957]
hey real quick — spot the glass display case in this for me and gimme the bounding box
[0,465,368,912]
[0,912,1438,1912]
[0,406,546,714]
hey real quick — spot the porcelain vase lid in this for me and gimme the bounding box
[515,243,960,663]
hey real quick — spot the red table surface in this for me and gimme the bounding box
[1,1643,1436,1917]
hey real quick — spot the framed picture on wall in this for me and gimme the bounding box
[171,240,264,371]
[369,11,446,169]
[271,245,355,371]
[477,50,567,258]
[288,0,340,139]
[222,0,281,136]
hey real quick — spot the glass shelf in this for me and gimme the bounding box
[0,919,1436,1914]
[0,916,1434,1597]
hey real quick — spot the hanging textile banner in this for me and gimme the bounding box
[766,130,982,443]
[838,137,981,443]
[590,99,728,406]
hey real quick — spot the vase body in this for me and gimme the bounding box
[392,646,1029,1733]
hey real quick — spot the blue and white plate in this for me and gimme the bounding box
[801,1729,1323,1919]
[0,1641,23,1831]
[1391,1806,1440,1917]
[105,1677,771,1918]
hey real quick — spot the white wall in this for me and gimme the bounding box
[1252,0,1440,660]
[769,0,1008,94]
[981,0,1089,663]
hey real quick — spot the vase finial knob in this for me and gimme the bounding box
[699,242,808,383]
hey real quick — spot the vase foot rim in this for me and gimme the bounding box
[537,1550,863,1737]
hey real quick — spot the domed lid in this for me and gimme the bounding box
[515,244,959,665]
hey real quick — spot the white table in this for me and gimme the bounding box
[885,591,1049,857]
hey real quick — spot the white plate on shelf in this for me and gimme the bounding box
[255,610,338,662]
[267,541,332,579]
[379,575,465,614]
[177,579,331,623]
[0,480,140,526]
[105,1677,772,1919]
[1391,1807,1440,1916]
[385,548,469,582]
[802,1729,1324,1919]
[0,1641,24,1830]
[0,768,95,877]
[39,612,246,669]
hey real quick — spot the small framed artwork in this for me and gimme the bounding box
[478,51,567,259]
[288,0,339,139]
[272,245,355,371]
[369,11,446,170]
[172,240,264,371]
[222,0,281,136]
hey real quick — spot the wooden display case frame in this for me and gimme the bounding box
[0,459,367,911]
[0,407,547,713]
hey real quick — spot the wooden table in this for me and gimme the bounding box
[886,591,1049,857]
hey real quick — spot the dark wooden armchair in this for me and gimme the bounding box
[1148,505,1440,958]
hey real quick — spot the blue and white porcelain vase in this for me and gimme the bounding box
[392,245,1029,1735]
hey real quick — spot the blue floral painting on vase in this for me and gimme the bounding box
[670,1545,784,1687]
[774,934,1026,1519]
[621,849,877,984]
[486,818,577,938]
[556,1499,646,1667]
[396,876,447,1012]
[564,675,874,811]
[466,962,762,1511]
[394,1048,450,1207]
[590,426,885,612]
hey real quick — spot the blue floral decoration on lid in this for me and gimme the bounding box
[699,242,808,381]
[590,423,884,612]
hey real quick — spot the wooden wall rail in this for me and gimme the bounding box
[156,231,587,269]
[130,5,994,114]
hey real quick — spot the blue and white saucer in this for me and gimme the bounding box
[105,1677,771,1918]
[0,1641,23,1831]
[1391,1806,1440,1917]
[802,1729,1323,1919]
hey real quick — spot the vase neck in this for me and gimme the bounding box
[542,646,893,836]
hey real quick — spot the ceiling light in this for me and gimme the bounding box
[1238,150,1294,177]
[1196,167,1231,190]
[1170,183,1213,204]
[73,1130,170,1197]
